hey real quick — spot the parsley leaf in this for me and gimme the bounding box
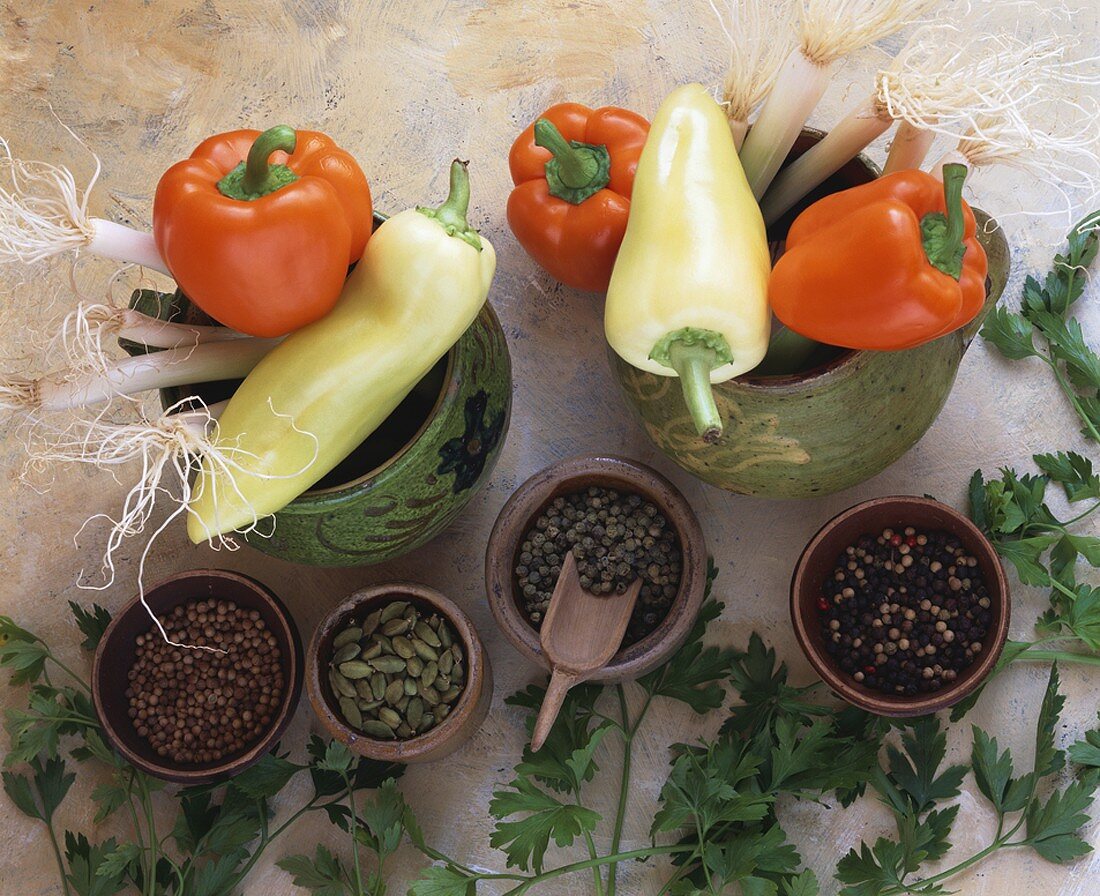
[64,833,128,896]
[1024,780,1096,863]
[883,717,966,814]
[488,777,601,873]
[277,845,348,896]
[409,864,477,896]
[984,212,1100,441]
[68,602,112,652]
[1034,664,1066,778]
[1067,714,1100,769]
[982,306,1037,359]
[1033,452,1100,502]
[722,634,830,739]
[639,568,736,713]
[229,750,301,801]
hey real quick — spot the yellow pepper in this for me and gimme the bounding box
[187,160,495,541]
[604,84,771,441]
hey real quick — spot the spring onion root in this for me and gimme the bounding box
[880,8,1100,176]
[1,337,278,414]
[709,0,797,150]
[0,137,169,274]
[26,398,253,650]
[738,0,943,198]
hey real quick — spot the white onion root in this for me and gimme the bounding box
[709,0,797,150]
[0,137,169,274]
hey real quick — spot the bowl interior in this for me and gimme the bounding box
[313,587,478,747]
[504,464,695,669]
[93,570,303,779]
[792,498,1009,716]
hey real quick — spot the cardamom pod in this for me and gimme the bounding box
[362,719,396,739]
[332,642,361,664]
[384,679,405,706]
[338,661,373,679]
[414,621,441,647]
[332,626,362,649]
[392,636,416,659]
[379,601,408,624]
[338,697,362,729]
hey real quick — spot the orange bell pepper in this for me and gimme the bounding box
[769,164,987,351]
[153,125,373,337]
[507,103,648,292]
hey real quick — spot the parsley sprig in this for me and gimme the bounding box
[5,571,1100,896]
[981,211,1100,442]
[837,665,1100,895]
[965,452,1100,696]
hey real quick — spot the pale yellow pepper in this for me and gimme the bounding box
[187,160,495,541]
[604,83,771,441]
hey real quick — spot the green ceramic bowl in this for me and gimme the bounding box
[128,217,511,566]
[612,131,1011,499]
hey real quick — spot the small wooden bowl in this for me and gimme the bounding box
[790,496,1010,717]
[307,583,492,763]
[92,569,304,784]
[485,454,708,683]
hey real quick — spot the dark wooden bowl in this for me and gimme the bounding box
[92,569,304,784]
[790,496,1010,717]
[485,454,707,683]
[307,583,492,763]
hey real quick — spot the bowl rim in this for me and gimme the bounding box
[91,568,304,784]
[306,582,487,760]
[789,495,1010,717]
[302,349,456,498]
[485,453,708,683]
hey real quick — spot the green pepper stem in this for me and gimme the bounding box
[417,159,483,251]
[216,125,299,201]
[667,341,724,443]
[533,119,611,205]
[242,126,297,194]
[921,163,968,279]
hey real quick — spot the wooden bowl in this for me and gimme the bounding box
[790,496,1010,717]
[307,583,492,763]
[485,454,707,683]
[92,569,304,784]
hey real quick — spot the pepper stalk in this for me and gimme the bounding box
[533,119,611,204]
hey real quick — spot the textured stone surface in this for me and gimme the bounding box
[1,2,1098,894]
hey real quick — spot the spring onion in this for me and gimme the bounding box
[737,0,942,199]
[709,0,796,150]
[0,138,168,273]
[1,336,277,414]
[759,17,1098,223]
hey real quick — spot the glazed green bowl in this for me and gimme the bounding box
[611,131,1011,499]
[128,217,511,566]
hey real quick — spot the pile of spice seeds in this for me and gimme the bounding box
[515,486,682,646]
[818,527,994,695]
[327,600,465,740]
[126,600,284,764]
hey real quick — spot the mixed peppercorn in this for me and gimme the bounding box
[819,527,993,696]
[515,486,682,646]
[126,600,284,764]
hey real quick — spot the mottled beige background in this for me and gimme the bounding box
[1,1,1098,894]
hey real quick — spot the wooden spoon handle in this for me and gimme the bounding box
[531,668,581,752]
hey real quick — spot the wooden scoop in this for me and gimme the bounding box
[531,551,642,752]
